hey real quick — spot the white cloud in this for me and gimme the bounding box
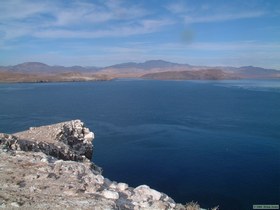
[165,1,190,14]
[0,0,48,21]
[184,11,265,24]
[150,41,280,55]
[0,0,166,40]
[34,18,173,39]
[165,1,266,24]
[51,1,148,26]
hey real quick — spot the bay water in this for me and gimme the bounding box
[0,79,279,209]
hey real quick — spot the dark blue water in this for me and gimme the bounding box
[0,80,279,210]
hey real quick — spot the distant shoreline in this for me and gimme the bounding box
[1,77,280,84]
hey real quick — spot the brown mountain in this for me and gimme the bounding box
[235,66,280,78]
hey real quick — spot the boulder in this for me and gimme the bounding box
[102,190,119,200]
[117,183,128,191]
[133,185,162,201]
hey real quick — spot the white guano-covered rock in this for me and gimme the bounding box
[95,174,104,185]
[132,185,162,202]
[117,183,128,191]
[102,190,119,200]
[84,132,94,142]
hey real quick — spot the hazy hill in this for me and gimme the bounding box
[236,66,280,77]
[0,62,100,75]
[141,69,239,80]
[98,60,280,79]
[141,66,280,80]
[98,60,193,76]
[0,62,109,83]
[106,60,190,69]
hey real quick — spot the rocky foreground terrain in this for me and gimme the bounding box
[0,120,213,210]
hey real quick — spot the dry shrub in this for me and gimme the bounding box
[185,201,200,210]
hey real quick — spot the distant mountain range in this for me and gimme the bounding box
[106,60,190,69]
[0,62,106,83]
[0,60,279,82]
[0,62,99,74]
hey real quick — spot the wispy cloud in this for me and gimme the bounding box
[0,0,169,40]
[34,18,173,39]
[166,1,266,24]
[0,0,48,21]
[51,1,148,26]
[184,11,265,24]
[165,1,191,14]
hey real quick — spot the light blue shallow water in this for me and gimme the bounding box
[0,80,279,209]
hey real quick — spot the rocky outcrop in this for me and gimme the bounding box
[1,120,95,163]
[0,120,206,210]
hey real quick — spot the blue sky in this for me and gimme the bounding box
[1,0,280,68]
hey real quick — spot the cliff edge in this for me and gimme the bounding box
[0,120,207,210]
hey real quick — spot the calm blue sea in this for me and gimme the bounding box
[0,80,279,209]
